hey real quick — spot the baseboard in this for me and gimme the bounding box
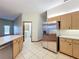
[31,39,42,42]
[43,47,58,54]
[59,51,77,59]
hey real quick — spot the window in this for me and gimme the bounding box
[14,26,19,34]
[4,25,10,35]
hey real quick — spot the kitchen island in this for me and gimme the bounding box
[0,35,24,59]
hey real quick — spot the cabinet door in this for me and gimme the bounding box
[13,39,19,59]
[48,16,60,22]
[60,38,72,56]
[60,38,66,53]
[60,14,71,29]
[72,12,79,29]
[73,40,79,58]
[19,37,23,52]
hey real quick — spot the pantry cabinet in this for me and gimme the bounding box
[60,38,72,56]
[60,14,72,29]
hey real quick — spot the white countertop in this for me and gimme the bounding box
[59,35,79,40]
[0,35,23,46]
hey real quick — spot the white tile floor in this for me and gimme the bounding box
[16,38,75,59]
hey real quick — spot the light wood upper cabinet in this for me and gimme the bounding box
[73,40,79,59]
[60,14,72,29]
[60,38,72,56]
[48,11,79,29]
[71,12,79,29]
[48,16,61,22]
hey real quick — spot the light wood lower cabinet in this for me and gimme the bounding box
[60,38,72,56]
[60,38,79,59]
[19,37,23,52]
[13,36,23,59]
[73,40,79,58]
[13,39,19,59]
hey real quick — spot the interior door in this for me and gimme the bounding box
[24,22,32,42]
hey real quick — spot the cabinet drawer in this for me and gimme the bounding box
[12,36,23,59]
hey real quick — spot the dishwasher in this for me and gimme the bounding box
[0,42,12,59]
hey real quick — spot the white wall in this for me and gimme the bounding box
[22,13,47,41]
[14,14,23,35]
[47,0,79,18]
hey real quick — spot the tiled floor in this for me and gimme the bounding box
[16,38,75,59]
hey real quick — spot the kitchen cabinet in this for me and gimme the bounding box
[71,11,79,29]
[60,14,72,29]
[48,11,79,29]
[73,40,79,58]
[48,16,61,22]
[60,38,72,56]
[13,38,19,59]
[60,12,79,29]
[19,37,23,52]
[13,36,23,59]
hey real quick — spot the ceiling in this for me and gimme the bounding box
[0,0,64,19]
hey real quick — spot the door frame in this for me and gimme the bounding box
[23,21,32,42]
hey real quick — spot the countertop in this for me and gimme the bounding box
[59,35,79,40]
[0,35,23,46]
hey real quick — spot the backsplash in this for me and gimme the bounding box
[60,30,79,37]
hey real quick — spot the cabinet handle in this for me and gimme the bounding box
[69,43,72,45]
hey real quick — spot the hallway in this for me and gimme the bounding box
[15,38,74,59]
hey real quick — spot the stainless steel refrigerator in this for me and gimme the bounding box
[42,21,60,53]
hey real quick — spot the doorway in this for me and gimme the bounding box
[23,21,32,42]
